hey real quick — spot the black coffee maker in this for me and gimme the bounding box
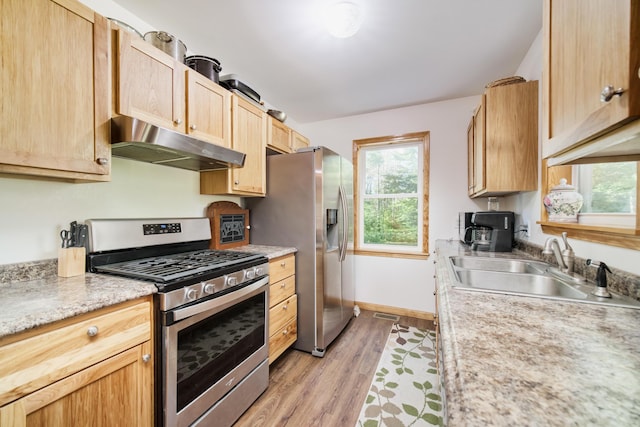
[459,211,515,252]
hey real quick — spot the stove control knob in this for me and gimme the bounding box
[255,267,265,276]
[227,276,237,287]
[203,283,215,294]
[246,268,256,280]
[185,288,198,301]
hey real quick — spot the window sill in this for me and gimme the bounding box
[354,249,430,260]
[538,221,640,250]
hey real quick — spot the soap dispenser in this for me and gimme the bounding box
[587,259,612,298]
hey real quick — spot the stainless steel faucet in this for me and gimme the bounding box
[542,232,575,273]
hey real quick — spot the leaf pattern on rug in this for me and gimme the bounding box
[356,323,444,427]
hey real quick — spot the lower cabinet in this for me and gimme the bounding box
[0,297,154,426]
[268,254,297,364]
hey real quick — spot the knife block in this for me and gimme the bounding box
[58,247,86,278]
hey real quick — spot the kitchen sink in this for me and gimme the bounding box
[447,255,640,310]
[455,270,588,299]
[449,256,549,275]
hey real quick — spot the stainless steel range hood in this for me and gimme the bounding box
[110,115,245,171]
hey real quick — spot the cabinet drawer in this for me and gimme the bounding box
[0,300,151,406]
[269,294,297,337]
[269,276,295,307]
[269,318,297,364]
[269,254,295,284]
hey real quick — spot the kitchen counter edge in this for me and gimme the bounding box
[0,245,296,339]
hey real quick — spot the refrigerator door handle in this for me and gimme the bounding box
[339,184,348,262]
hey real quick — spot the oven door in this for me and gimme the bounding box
[161,276,269,427]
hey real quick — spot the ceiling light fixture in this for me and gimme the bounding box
[323,1,363,38]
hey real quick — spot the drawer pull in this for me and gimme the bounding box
[280,261,286,267]
[282,328,288,335]
[280,282,286,288]
[142,354,151,363]
[87,326,99,337]
[282,305,288,310]
[600,85,625,102]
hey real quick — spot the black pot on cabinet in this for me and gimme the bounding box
[185,55,222,83]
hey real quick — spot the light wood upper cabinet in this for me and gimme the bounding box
[267,116,293,153]
[0,0,111,181]
[472,101,486,195]
[200,95,267,196]
[186,72,231,147]
[267,117,311,154]
[468,81,538,197]
[466,118,475,196]
[542,0,640,163]
[292,130,310,151]
[0,298,153,427]
[116,29,185,133]
[115,29,231,147]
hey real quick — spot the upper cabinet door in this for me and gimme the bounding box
[231,96,266,195]
[116,30,186,134]
[466,118,475,196]
[291,131,310,152]
[267,116,292,153]
[472,100,485,195]
[0,0,110,180]
[543,0,640,159]
[186,70,231,147]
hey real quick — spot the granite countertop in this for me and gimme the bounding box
[0,245,296,340]
[435,239,640,426]
[0,273,157,339]
[232,244,297,260]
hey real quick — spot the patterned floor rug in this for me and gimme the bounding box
[356,323,444,427]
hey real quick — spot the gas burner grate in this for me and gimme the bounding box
[95,249,263,282]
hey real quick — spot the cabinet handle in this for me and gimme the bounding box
[190,124,197,130]
[142,354,151,363]
[600,85,625,102]
[282,328,288,335]
[234,180,239,185]
[87,326,99,337]
[282,304,288,310]
[280,261,286,267]
[96,158,109,166]
[280,282,286,288]
[174,118,183,125]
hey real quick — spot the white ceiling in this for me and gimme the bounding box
[113,0,542,124]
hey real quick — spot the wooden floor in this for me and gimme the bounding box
[234,310,434,427]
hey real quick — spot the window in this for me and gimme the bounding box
[353,132,429,258]
[575,161,638,228]
[541,159,640,251]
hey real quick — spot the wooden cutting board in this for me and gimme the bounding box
[206,201,250,249]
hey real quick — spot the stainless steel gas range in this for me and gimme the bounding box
[85,218,269,427]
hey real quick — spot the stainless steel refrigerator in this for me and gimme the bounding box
[246,146,354,357]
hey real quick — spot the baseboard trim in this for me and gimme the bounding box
[356,301,435,321]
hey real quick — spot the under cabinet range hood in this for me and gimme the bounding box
[110,115,245,171]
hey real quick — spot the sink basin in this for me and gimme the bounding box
[455,270,588,299]
[449,256,549,275]
[447,255,640,310]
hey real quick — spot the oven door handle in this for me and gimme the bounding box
[170,276,270,323]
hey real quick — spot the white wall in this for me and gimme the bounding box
[511,30,640,276]
[299,96,489,313]
[0,158,238,264]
